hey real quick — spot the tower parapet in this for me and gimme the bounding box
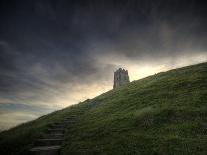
[113,68,130,89]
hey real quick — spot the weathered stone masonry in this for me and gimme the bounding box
[113,68,130,89]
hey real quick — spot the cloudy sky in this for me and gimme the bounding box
[0,0,207,130]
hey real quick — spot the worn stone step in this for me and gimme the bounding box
[63,118,76,121]
[30,145,61,155]
[35,138,63,146]
[51,122,65,125]
[44,133,64,139]
[48,128,65,134]
[53,122,68,126]
[65,116,77,118]
[49,126,66,130]
[70,114,81,115]
[61,122,73,126]
[60,122,73,126]
[63,118,75,121]
[62,120,76,123]
[53,122,71,127]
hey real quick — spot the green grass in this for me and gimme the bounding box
[0,62,207,155]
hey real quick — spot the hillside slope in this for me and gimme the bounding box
[0,62,207,155]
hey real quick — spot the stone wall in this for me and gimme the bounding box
[113,68,130,89]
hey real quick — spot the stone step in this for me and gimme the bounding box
[30,145,61,155]
[51,122,65,125]
[60,122,73,126]
[53,122,69,125]
[63,118,76,121]
[44,133,64,139]
[47,128,65,134]
[62,120,76,123]
[35,138,63,146]
[49,126,66,130]
[54,122,71,126]
[65,116,77,119]
[70,114,81,116]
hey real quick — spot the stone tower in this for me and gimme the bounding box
[113,68,130,89]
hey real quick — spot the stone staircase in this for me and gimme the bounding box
[30,116,78,155]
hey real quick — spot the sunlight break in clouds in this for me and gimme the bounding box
[96,52,207,81]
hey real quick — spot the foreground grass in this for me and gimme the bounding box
[0,62,207,155]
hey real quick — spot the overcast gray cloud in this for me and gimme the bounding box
[0,0,207,130]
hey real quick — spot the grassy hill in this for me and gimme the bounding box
[0,62,207,155]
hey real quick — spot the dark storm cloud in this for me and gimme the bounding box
[85,0,207,59]
[0,0,206,96]
[0,0,207,130]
